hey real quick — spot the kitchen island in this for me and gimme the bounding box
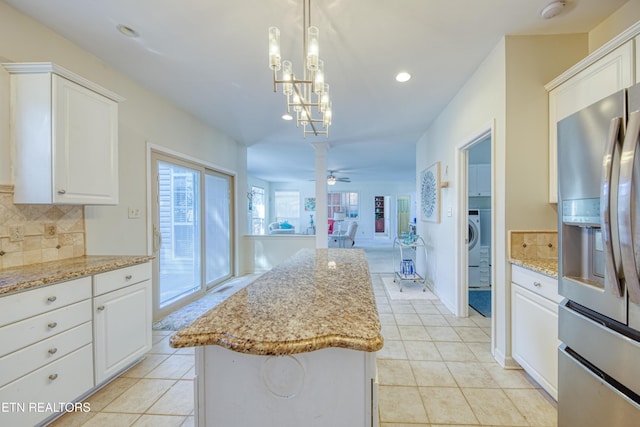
[170,248,383,427]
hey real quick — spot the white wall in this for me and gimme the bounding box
[416,34,588,366]
[0,2,243,258]
[416,37,507,336]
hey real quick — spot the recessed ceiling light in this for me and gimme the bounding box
[282,114,293,121]
[117,24,139,38]
[396,72,411,83]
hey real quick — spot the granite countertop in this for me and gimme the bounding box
[0,255,154,296]
[170,248,384,356]
[510,258,558,278]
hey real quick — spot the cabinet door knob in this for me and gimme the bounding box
[533,281,542,287]
[47,322,58,329]
[125,275,133,281]
[48,373,58,381]
[58,189,66,195]
[48,348,58,355]
[97,305,105,312]
[47,296,57,303]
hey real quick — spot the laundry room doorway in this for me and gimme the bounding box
[467,136,492,319]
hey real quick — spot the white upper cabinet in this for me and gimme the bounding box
[468,163,491,197]
[546,40,635,203]
[2,63,124,205]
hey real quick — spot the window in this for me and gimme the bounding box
[171,173,198,259]
[275,190,300,230]
[328,191,359,219]
[251,186,266,234]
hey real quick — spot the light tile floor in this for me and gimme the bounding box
[51,272,557,426]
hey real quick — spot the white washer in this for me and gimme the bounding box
[468,210,481,267]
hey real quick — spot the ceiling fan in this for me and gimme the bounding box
[327,171,350,186]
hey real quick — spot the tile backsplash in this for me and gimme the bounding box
[509,230,557,260]
[0,186,85,269]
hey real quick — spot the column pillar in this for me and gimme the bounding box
[311,142,329,248]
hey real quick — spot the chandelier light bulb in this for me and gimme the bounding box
[292,92,302,112]
[268,27,281,70]
[323,104,332,127]
[282,60,293,95]
[320,86,330,113]
[314,60,325,93]
[307,26,320,70]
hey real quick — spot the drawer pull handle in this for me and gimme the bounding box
[47,296,57,303]
[97,305,105,312]
[47,322,58,329]
[125,274,133,280]
[48,373,58,381]
[533,281,542,287]
[48,348,58,355]
[58,189,66,195]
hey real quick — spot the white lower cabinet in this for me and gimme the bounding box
[0,261,151,426]
[0,345,94,427]
[0,277,94,427]
[511,265,561,400]
[93,280,152,384]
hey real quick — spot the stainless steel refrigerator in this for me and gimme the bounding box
[557,84,640,425]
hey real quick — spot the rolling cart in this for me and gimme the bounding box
[392,235,427,291]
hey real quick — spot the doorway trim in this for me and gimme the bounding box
[454,120,494,331]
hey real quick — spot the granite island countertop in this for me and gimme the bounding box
[0,255,153,296]
[509,258,558,278]
[170,248,384,356]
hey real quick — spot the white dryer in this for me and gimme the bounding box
[468,210,481,267]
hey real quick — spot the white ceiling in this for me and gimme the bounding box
[4,0,628,183]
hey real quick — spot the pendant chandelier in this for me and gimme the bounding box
[268,0,332,137]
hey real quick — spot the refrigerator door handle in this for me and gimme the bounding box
[619,110,640,304]
[602,117,623,297]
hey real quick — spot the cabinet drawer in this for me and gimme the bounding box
[511,265,561,303]
[0,299,91,357]
[0,344,93,427]
[0,277,91,327]
[93,262,151,296]
[0,321,92,387]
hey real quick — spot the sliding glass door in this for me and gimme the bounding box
[205,171,232,285]
[151,151,234,320]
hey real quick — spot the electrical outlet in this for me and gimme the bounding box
[9,225,24,242]
[44,223,57,238]
[128,207,142,219]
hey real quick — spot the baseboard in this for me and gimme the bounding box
[493,347,521,369]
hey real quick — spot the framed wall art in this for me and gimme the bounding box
[420,162,440,223]
[304,197,316,211]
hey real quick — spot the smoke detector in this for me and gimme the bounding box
[540,1,566,19]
